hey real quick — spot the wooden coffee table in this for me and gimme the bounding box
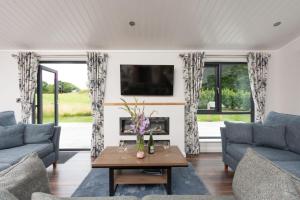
[92,145,188,196]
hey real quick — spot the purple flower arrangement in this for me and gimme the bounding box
[130,114,150,136]
[121,98,155,157]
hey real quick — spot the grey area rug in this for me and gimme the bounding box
[57,151,78,164]
[72,164,209,198]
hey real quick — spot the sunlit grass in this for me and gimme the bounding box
[43,91,92,123]
[197,114,251,122]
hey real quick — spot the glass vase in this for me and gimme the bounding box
[136,134,145,159]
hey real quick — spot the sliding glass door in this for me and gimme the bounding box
[33,65,58,125]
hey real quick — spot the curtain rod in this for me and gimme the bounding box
[179,54,247,58]
[11,54,41,58]
[11,53,109,59]
[179,53,271,58]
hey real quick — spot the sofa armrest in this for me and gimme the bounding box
[51,126,61,161]
[220,127,227,160]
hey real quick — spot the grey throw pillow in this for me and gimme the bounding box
[0,124,25,150]
[253,124,287,149]
[0,153,51,200]
[0,189,19,200]
[233,149,300,200]
[0,111,17,126]
[224,121,253,144]
[24,123,54,144]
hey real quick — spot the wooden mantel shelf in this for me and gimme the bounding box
[104,102,185,106]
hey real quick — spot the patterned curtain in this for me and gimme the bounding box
[17,52,39,124]
[181,52,205,155]
[248,52,270,122]
[87,52,108,157]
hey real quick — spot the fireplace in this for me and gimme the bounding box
[120,117,169,135]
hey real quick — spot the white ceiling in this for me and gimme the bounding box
[0,0,300,50]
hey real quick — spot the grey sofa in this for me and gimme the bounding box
[221,111,300,178]
[0,111,60,171]
[1,149,300,200]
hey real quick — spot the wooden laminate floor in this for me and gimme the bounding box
[47,152,234,197]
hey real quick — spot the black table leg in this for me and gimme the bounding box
[166,167,172,194]
[109,168,115,196]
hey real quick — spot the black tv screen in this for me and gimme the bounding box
[120,65,174,95]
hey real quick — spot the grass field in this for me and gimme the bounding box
[197,114,250,122]
[43,91,92,123]
[43,92,250,123]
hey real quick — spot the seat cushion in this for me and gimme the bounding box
[226,144,300,162]
[253,146,300,161]
[274,161,300,178]
[142,195,235,200]
[0,163,11,171]
[264,111,300,154]
[32,192,139,200]
[0,153,50,200]
[253,124,287,149]
[232,149,300,200]
[0,111,16,126]
[0,124,25,150]
[0,144,54,165]
[24,123,54,144]
[226,143,252,161]
[224,122,253,144]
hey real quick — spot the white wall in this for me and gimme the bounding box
[105,52,185,103]
[266,36,300,115]
[104,52,185,153]
[0,51,21,121]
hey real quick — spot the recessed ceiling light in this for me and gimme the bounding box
[129,21,136,26]
[273,21,282,27]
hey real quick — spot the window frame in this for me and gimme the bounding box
[197,62,255,122]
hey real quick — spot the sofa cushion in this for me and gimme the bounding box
[287,125,300,154]
[226,144,300,162]
[0,153,50,200]
[142,195,235,200]
[0,189,18,200]
[24,123,54,144]
[224,121,253,144]
[253,124,287,149]
[0,144,54,165]
[32,192,139,200]
[0,124,25,150]
[253,147,300,161]
[0,111,16,126]
[0,163,11,171]
[226,143,252,161]
[264,111,300,154]
[232,149,300,200]
[274,161,300,178]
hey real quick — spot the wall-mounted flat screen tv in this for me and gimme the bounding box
[120,65,174,96]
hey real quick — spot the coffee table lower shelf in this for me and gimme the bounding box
[109,167,172,196]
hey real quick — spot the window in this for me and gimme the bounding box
[198,63,254,141]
